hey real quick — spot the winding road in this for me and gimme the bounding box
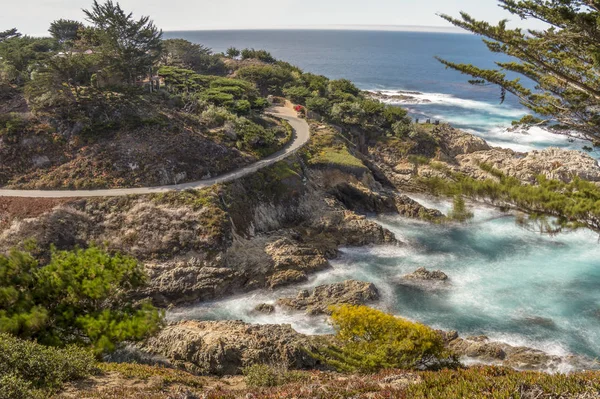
[0,106,310,198]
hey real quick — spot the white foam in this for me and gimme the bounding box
[370,89,527,119]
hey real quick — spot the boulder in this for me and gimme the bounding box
[403,267,448,282]
[143,320,320,376]
[254,303,275,314]
[395,195,443,219]
[276,280,380,315]
[432,125,491,158]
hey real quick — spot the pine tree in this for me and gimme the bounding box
[83,0,163,84]
[438,1,600,142]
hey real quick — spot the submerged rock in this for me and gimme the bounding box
[143,320,320,376]
[403,267,449,282]
[254,303,276,314]
[276,280,380,315]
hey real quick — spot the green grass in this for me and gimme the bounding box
[309,148,367,172]
[303,123,368,175]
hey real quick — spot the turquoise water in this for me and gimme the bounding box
[169,197,600,368]
[164,30,600,366]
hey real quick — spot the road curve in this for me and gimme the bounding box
[0,107,310,198]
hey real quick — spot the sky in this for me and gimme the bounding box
[2,0,546,36]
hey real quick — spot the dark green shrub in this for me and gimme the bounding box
[283,85,312,104]
[0,246,163,354]
[234,99,251,115]
[327,79,360,96]
[200,88,235,107]
[236,65,295,96]
[305,96,331,115]
[240,48,276,63]
[0,333,96,399]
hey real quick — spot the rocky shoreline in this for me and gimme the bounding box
[146,278,594,375]
[3,115,599,377]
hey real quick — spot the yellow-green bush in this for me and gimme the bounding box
[312,305,453,373]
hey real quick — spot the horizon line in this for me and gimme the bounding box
[163,24,468,34]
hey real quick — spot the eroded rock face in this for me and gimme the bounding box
[143,321,320,376]
[276,280,380,315]
[403,267,449,282]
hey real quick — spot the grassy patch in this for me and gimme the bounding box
[303,124,367,175]
[243,364,308,388]
[99,363,205,389]
[407,366,600,399]
[151,186,221,211]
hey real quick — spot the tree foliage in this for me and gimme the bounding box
[0,246,163,354]
[83,0,163,84]
[0,36,57,84]
[448,195,474,222]
[420,163,600,234]
[438,0,600,141]
[0,28,21,43]
[49,19,84,44]
[162,38,225,75]
[311,305,450,373]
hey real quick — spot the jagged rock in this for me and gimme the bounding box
[395,195,443,219]
[254,303,275,314]
[277,280,380,315]
[143,321,320,376]
[432,124,491,158]
[403,267,449,281]
[455,147,600,184]
[268,269,308,289]
[445,334,572,371]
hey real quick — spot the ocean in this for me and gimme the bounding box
[165,29,595,154]
[165,30,600,368]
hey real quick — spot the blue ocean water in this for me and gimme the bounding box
[166,30,600,368]
[165,29,596,154]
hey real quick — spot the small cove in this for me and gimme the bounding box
[169,196,600,371]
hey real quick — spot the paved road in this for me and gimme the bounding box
[0,106,310,198]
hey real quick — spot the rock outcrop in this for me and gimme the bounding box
[403,267,449,282]
[455,147,600,184]
[254,303,275,314]
[432,125,491,159]
[276,280,380,315]
[143,321,320,376]
[442,333,584,372]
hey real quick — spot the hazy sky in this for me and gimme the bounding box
[2,0,545,36]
